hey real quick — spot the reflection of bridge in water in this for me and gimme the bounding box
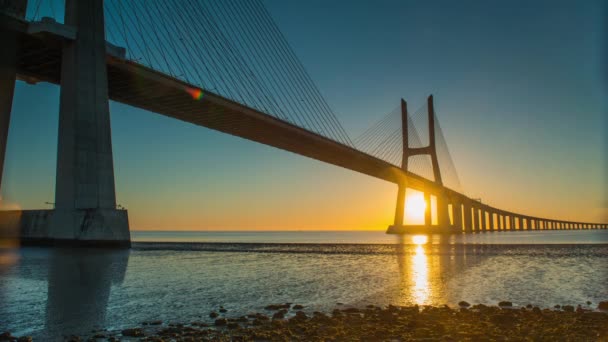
[0,0,606,247]
[0,248,129,338]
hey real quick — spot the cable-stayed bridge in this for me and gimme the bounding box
[0,0,605,247]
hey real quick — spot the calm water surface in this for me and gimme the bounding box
[1,230,607,339]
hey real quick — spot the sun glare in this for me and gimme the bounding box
[405,192,426,224]
[412,235,428,245]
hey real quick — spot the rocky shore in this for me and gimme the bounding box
[2,302,608,341]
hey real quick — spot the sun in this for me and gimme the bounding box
[412,235,428,245]
[405,192,426,225]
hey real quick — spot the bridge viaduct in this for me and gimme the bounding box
[0,0,605,247]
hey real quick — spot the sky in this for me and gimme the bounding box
[1,0,606,230]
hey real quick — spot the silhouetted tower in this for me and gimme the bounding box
[392,95,450,228]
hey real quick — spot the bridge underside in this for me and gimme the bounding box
[6,16,439,191]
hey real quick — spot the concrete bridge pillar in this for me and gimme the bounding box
[486,212,491,231]
[463,202,473,233]
[452,201,462,231]
[0,0,27,192]
[393,183,405,226]
[480,209,487,232]
[472,207,478,232]
[519,217,524,230]
[475,207,482,232]
[14,0,130,246]
[436,192,451,230]
[424,192,432,227]
[500,215,505,231]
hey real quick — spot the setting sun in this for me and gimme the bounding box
[412,235,428,245]
[405,191,426,225]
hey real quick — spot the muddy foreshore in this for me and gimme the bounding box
[3,303,608,341]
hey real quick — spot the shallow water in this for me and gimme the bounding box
[0,231,607,340]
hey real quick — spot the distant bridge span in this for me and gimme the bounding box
[0,2,605,247]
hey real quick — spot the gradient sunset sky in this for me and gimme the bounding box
[2,0,606,230]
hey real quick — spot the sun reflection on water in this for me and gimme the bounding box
[411,235,429,304]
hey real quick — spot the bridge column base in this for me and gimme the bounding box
[387,225,461,234]
[0,209,130,247]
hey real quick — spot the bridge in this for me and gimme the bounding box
[0,0,605,247]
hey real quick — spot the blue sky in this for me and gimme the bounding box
[2,0,606,229]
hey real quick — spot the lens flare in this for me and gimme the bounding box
[186,87,203,100]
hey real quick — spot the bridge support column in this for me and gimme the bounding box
[0,0,27,193]
[436,192,451,231]
[474,207,481,232]
[424,192,432,227]
[480,209,487,232]
[463,202,473,233]
[450,200,462,231]
[13,0,130,247]
[392,183,405,226]
[485,211,492,231]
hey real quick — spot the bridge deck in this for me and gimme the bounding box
[6,15,440,193]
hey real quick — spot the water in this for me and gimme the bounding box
[1,230,607,340]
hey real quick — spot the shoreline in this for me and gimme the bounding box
[4,303,607,341]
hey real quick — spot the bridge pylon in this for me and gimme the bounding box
[0,0,130,247]
[387,95,457,234]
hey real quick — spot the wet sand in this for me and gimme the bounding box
[4,303,607,341]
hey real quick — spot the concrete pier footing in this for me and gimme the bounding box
[387,224,460,235]
[0,209,130,247]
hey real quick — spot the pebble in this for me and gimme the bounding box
[214,318,227,326]
[458,301,470,308]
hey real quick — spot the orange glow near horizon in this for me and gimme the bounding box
[405,191,426,225]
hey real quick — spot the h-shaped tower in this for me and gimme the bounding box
[388,95,456,234]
